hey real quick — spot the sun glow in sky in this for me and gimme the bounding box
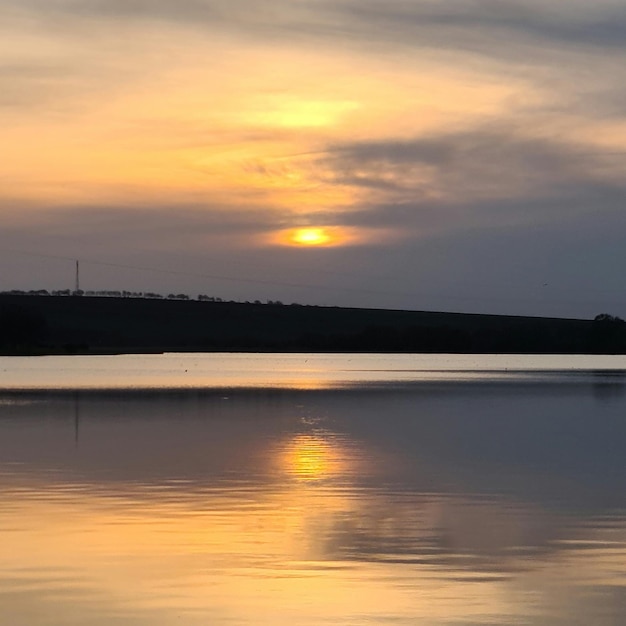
[269,225,382,248]
[2,0,626,315]
[290,228,332,246]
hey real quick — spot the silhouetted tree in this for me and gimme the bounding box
[594,313,625,323]
[591,313,626,353]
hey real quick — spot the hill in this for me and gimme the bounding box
[0,294,624,355]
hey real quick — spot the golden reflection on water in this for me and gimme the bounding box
[280,433,350,481]
[3,383,626,625]
[5,475,626,626]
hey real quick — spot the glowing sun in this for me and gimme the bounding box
[268,225,367,247]
[290,228,332,246]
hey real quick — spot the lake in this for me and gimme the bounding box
[1,353,626,625]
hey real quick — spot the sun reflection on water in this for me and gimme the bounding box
[279,432,353,482]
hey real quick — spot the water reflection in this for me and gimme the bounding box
[2,353,626,391]
[592,369,626,402]
[1,382,626,624]
[279,433,353,482]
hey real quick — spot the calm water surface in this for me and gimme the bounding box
[1,353,626,625]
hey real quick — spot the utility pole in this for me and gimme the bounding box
[75,260,80,293]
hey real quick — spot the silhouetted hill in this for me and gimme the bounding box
[0,294,624,355]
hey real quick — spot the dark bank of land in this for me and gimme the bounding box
[1,294,625,355]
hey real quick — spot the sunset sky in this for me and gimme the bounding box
[2,0,626,317]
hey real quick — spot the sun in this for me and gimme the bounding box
[268,225,367,247]
[290,228,332,246]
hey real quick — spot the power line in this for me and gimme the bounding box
[1,246,625,310]
[1,246,411,297]
[0,245,376,280]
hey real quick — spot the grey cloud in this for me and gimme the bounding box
[569,88,626,120]
[2,0,294,33]
[318,129,626,212]
[332,0,626,52]
[5,0,626,120]
[315,181,626,245]
[1,203,283,242]
[294,128,626,316]
[1,195,625,316]
[0,200,394,306]
[0,203,290,288]
[232,129,626,275]
[0,46,166,115]
[8,0,626,55]
[0,61,99,111]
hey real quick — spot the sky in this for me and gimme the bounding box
[2,0,626,318]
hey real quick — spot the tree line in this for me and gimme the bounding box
[0,289,285,305]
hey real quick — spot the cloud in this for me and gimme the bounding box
[8,0,626,57]
[330,0,626,52]
[317,127,626,224]
[0,202,283,245]
[0,0,301,36]
[4,0,626,126]
[2,0,626,316]
[0,62,64,108]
